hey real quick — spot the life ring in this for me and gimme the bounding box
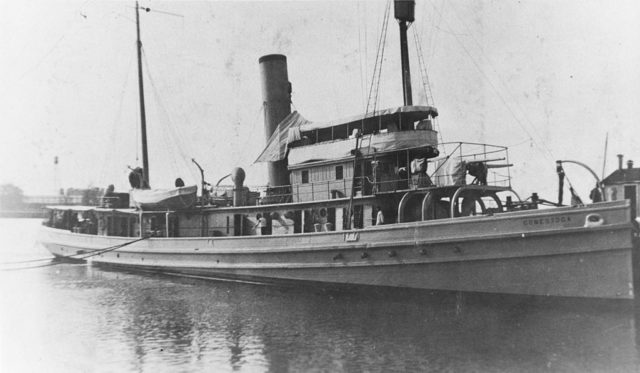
[584,213,604,227]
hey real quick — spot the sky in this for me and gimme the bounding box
[0,0,639,202]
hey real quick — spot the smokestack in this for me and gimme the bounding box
[617,154,623,170]
[628,160,634,169]
[259,54,291,187]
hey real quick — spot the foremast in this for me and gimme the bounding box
[135,1,150,188]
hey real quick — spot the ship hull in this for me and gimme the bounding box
[37,201,637,299]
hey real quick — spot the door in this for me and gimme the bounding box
[624,185,637,219]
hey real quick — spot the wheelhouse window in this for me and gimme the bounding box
[302,170,309,184]
[335,165,343,180]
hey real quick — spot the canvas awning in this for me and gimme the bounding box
[255,111,311,163]
[287,130,438,166]
[255,106,438,163]
[298,105,437,133]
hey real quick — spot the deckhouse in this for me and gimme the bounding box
[603,155,640,219]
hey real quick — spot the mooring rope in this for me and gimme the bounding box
[0,236,149,271]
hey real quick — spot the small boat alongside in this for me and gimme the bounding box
[37,1,639,300]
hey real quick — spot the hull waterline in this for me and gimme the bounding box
[38,200,638,300]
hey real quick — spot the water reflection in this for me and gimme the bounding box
[1,220,639,372]
[22,264,637,372]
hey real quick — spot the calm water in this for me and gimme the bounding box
[0,219,638,372]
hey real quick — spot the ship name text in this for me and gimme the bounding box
[523,216,571,226]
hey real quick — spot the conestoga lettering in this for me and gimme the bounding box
[523,216,571,226]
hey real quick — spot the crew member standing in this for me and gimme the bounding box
[376,207,385,225]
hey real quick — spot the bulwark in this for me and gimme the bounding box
[523,216,571,226]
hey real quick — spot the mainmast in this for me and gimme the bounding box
[135,1,150,188]
[394,0,415,106]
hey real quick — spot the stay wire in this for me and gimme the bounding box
[15,0,89,82]
[142,50,182,177]
[141,49,199,183]
[1,236,148,271]
[365,0,391,116]
[97,50,135,186]
[426,0,445,63]
[357,2,365,112]
[372,0,391,114]
[433,0,556,161]
[239,104,266,176]
[438,20,552,161]
[412,25,446,155]
[412,27,434,106]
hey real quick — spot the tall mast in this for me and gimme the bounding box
[135,1,150,188]
[394,0,415,106]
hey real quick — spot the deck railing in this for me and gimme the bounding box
[49,142,512,208]
[208,143,512,205]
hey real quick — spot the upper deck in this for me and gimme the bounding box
[256,105,439,164]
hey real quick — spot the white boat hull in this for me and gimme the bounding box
[130,185,198,210]
[37,200,637,299]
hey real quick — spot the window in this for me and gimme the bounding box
[335,165,343,180]
[302,170,309,184]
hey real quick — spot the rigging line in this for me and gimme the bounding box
[157,107,181,176]
[439,1,556,161]
[372,1,391,113]
[0,232,141,266]
[16,36,66,83]
[141,50,199,183]
[507,138,532,148]
[365,6,382,114]
[175,111,207,183]
[363,2,369,112]
[357,1,366,112]
[146,8,184,18]
[1,261,86,271]
[7,0,98,95]
[14,9,86,84]
[429,142,463,178]
[365,0,391,116]
[141,51,179,152]
[238,105,266,172]
[425,0,446,60]
[438,21,554,162]
[412,27,435,106]
[153,107,198,183]
[0,256,58,265]
[412,25,447,152]
[152,94,181,176]
[363,3,370,113]
[98,50,135,186]
[141,55,177,172]
[411,18,446,154]
[373,1,391,112]
[77,236,149,260]
[361,1,390,158]
[1,237,148,271]
[425,0,445,64]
